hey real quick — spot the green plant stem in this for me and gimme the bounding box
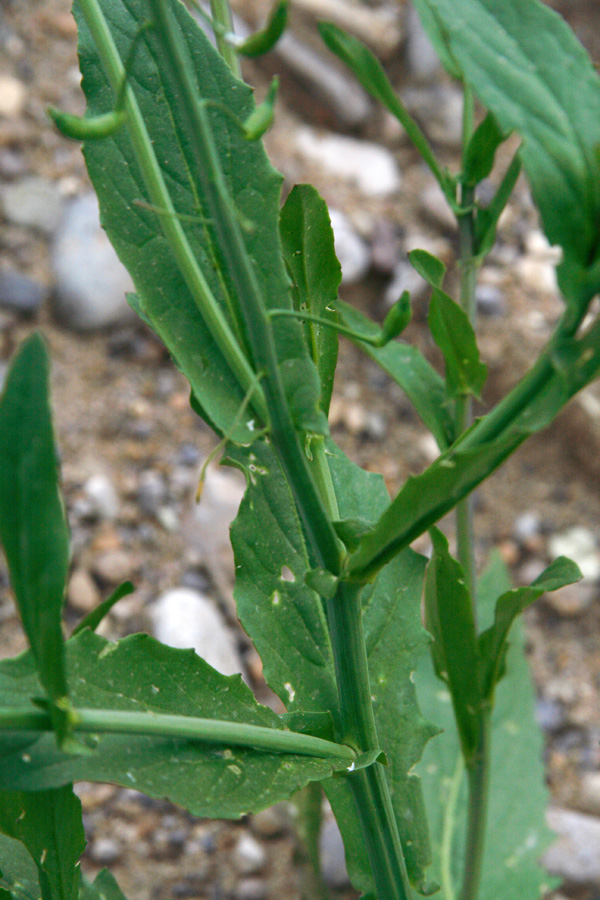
[77,0,267,428]
[0,707,356,761]
[327,581,413,900]
[462,714,491,900]
[148,0,342,575]
[209,0,241,77]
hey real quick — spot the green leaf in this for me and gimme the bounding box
[230,439,434,892]
[0,631,342,818]
[80,870,128,900]
[71,581,134,637]
[408,249,446,288]
[413,0,600,310]
[428,288,487,399]
[414,554,558,899]
[0,336,69,713]
[424,528,482,763]
[463,112,506,185]
[335,300,454,449]
[76,0,325,441]
[478,556,581,699]
[0,834,41,900]
[0,786,85,900]
[279,185,341,414]
[318,21,451,194]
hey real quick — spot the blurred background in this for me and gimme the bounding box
[1,1,600,897]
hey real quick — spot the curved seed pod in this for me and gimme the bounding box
[236,0,288,57]
[47,105,127,141]
[243,77,279,140]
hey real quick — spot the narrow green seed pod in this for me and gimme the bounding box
[47,106,127,142]
[236,0,288,57]
[243,78,279,141]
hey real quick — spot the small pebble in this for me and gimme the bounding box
[419,182,455,233]
[250,805,289,839]
[513,511,542,545]
[544,807,600,885]
[151,587,243,676]
[329,208,371,285]
[294,126,401,197]
[91,549,135,586]
[89,837,121,865]
[384,259,429,307]
[405,3,441,81]
[476,283,506,317]
[83,473,120,520]
[0,76,26,118]
[232,834,266,876]
[68,568,101,613]
[543,582,596,617]
[579,772,600,816]
[535,696,566,733]
[52,193,135,331]
[137,470,168,516]
[1,176,63,235]
[0,269,46,315]
[233,879,268,900]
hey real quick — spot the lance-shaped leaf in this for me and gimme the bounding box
[75,0,325,441]
[0,631,346,817]
[414,553,558,899]
[335,300,453,449]
[408,249,446,289]
[428,288,487,399]
[413,0,600,310]
[279,185,341,414]
[462,111,506,186]
[0,336,70,722]
[479,555,581,699]
[424,528,482,763]
[0,786,85,900]
[230,439,435,892]
[318,21,451,194]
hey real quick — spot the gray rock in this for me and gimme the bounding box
[91,549,135,586]
[232,834,266,875]
[295,126,401,197]
[419,181,455,233]
[150,587,243,676]
[250,805,289,839]
[0,269,46,314]
[535,696,566,733]
[52,193,135,331]
[329,209,371,285]
[514,511,542,544]
[137,469,168,516]
[405,4,441,80]
[1,176,63,235]
[89,837,121,865]
[476,283,506,317]
[83,473,120,520]
[234,879,268,900]
[544,581,597,617]
[544,807,600,884]
[320,817,350,889]
[403,85,463,147]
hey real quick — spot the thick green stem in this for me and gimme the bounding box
[0,707,356,760]
[326,582,413,900]
[209,0,241,77]
[462,714,491,900]
[149,0,342,575]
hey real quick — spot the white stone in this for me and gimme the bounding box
[320,817,350,888]
[295,126,401,197]
[544,807,600,884]
[52,193,136,331]
[405,4,441,81]
[329,209,371,284]
[0,76,26,118]
[384,259,428,307]
[1,177,63,235]
[233,834,267,875]
[548,526,600,582]
[83,473,120,520]
[150,587,243,676]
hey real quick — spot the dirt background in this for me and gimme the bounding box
[2,0,600,898]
